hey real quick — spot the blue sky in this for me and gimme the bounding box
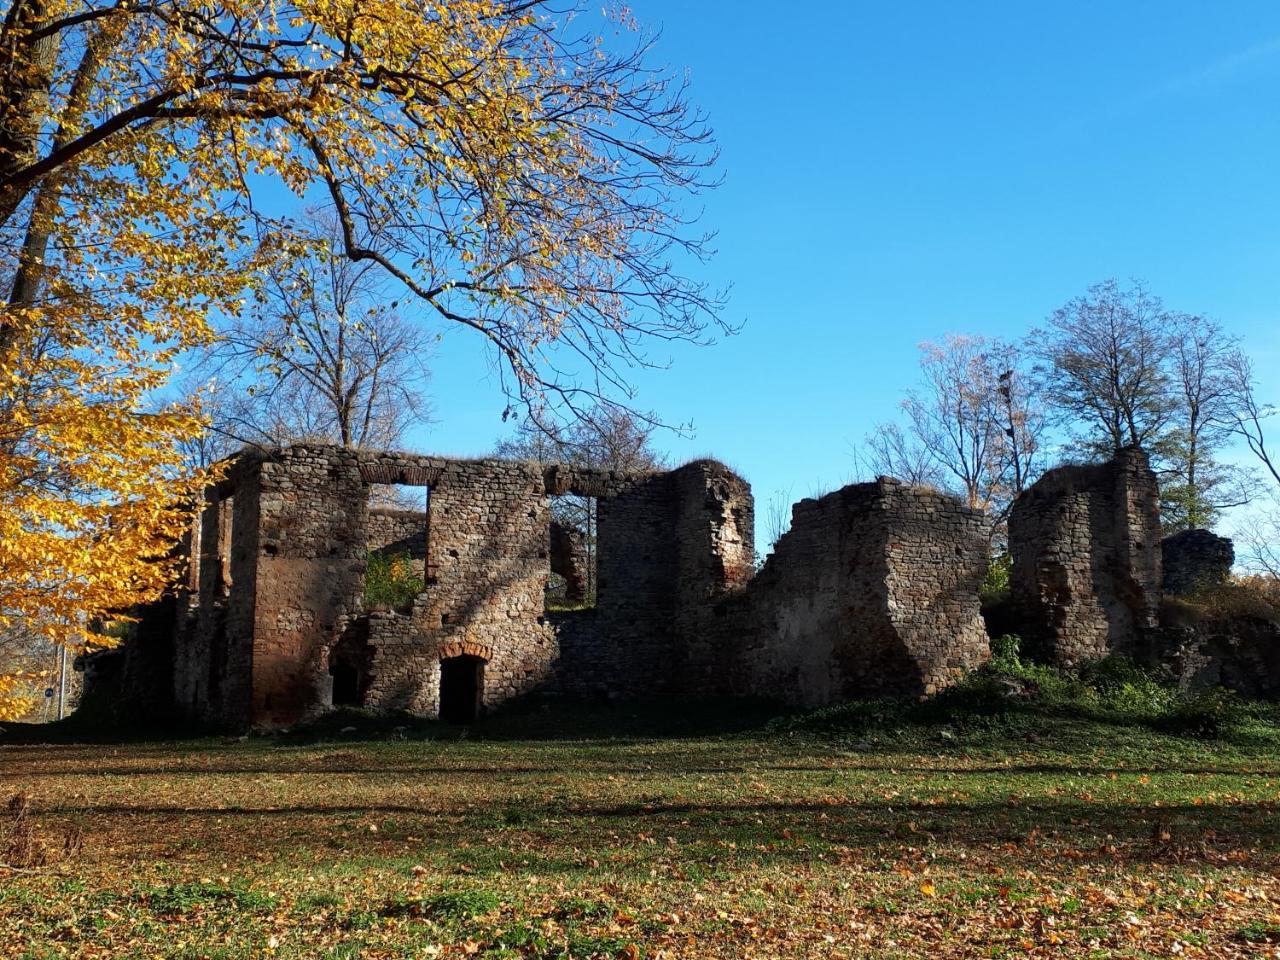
[409,2,1280,512]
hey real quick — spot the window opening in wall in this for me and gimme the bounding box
[216,494,235,596]
[546,493,597,611]
[439,655,484,722]
[364,483,429,612]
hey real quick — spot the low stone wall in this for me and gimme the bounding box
[1146,618,1280,701]
[1009,447,1161,665]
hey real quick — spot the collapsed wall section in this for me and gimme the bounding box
[1009,446,1161,664]
[721,478,990,704]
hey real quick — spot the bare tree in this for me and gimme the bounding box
[990,340,1048,502]
[861,336,1045,536]
[1032,279,1176,455]
[1160,315,1253,531]
[496,404,666,474]
[1225,348,1280,491]
[199,211,433,451]
[856,422,945,489]
[903,336,1007,512]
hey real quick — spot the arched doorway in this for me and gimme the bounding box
[439,655,484,723]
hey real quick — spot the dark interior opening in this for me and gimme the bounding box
[439,654,484,723]
[331,662,361,706]
[329,621,373,708]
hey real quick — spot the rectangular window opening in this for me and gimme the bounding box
[364,483,430,613]
[546,493,598,612]
[216,493,235,596]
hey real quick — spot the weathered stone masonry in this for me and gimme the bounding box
[137,444,997,729]
[695,478,991,704]
[1009,447,1162,665]
[1161,528,1234,596]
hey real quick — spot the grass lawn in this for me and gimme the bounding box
[2,700,1279,959]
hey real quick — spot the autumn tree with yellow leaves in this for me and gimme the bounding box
[0,0,723,718]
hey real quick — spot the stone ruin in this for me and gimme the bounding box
[1008,446,1162,665]
[1162,528,1235,596]
[104,444,992,729]
[95,441,1277,729]
[697,477,991,704]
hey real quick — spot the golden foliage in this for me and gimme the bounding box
[0,672,39,722]
[0,0,720,677]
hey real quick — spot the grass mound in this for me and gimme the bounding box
[772,640,1274,744]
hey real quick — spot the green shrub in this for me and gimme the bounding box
[989,633,1021,669]
[774,653,1252,742]
[1154,688,1248,739]
[139,881,275,916]
[362,551,423,611]
[421,889,501,920]
[979,554,1011,606]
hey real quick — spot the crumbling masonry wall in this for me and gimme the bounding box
[150,445,994,729]
[1009,446,1162,665]
[1162,528,1234,596]
[707,478,990,704]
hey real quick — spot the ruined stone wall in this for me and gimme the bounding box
[547,520,587,604]
[143,443,998,730]
[714,479,989,704]
[407,455,555,713]
[1162,529,1234,596]
[170,457,261,729]
[548,467,680,698]
[671,461,756,695]
[240,447,562,726]
[1009,446,1162,665]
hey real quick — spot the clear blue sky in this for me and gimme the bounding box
[409,2,1280,509]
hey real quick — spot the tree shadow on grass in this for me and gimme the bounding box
[29,793,1280,875]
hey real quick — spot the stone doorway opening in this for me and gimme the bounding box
[329,622,373,707]
[439,654,484,723]
[331,662,360,706]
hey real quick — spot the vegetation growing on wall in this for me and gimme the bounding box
[362,552,423,613]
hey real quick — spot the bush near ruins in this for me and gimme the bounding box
[772,650,1255,742]
[362,552,423,612]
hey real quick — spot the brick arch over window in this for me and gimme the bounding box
[438,639,492,662]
